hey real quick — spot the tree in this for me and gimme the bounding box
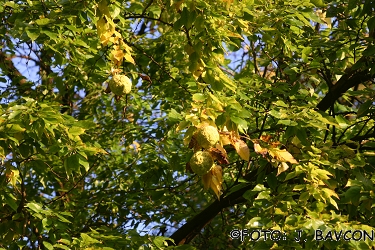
[1,0,375,249]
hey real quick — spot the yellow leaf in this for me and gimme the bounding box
[219,132,232,145]
[124,53,135,65]
[232,138,250,161]
[132,141,140,153]
[120,40,132,52]
[211,165,222,182]
[254,143,268,156]
[183,126,197,146]
[202,172,212,190]
[174,0,184,11]
[322,188,339,199]
[222,0,233,9]
[210,165,223,199]
[269,148,298,164]
[112,49,124,62]
[109,36,120,44]
[97,17,115,46]
[277,162,289,176]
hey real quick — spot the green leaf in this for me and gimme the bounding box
[43,241,54,250]
[357,100,372,117]
[168,109,183,122]
[55,213,72,223]
[80,233,100,244]
[203,68,223,91]
[26,202,43,213]
[152,236,169,248]
[64,154,80,176]
[218,70,236,92]
[25,28,40,41]
[284,170,303,181]
[68,126,86,136]
[345,186,361,205]
[36,18,52,26]
[230,116,247,129]
[41,29,59,40]
[78,154,90,172]
[192,93,206,102]
[368,16,375,31]
[4,193,18,211]
[53,244,70,250]
[310,0,325,7]
[5,124,25,133]
[363,45,375,56]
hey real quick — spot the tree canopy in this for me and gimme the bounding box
[1,0,375,249]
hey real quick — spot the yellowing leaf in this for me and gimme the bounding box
[120,40,133,52]
[183,126,197,146]
[218,69,236,92]
[112,48,124,62]
[269,148,298,164]
[202,172,212,190]
[97,17,115,46]
[232,138,250,161]
[109,36,120,44]
[322,188,339,199]
[97,0,111,17]
[132,141,140,153]
[219,131,232,145]
[254,143,268,156]
[222,0,233,9]
[124,52,135,65]
[277,162,289,176]
[210,165,223,200]
[174,0,184,11]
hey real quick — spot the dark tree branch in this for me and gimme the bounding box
[168,183,251,245]
[0,51,27,85]
[317,57,374,111]
[167,163,273,246]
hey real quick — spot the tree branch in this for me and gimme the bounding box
[0,51,27,85]
[317,57,374,111]
[168,183,252,245]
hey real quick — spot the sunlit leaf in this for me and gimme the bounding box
[232,138,250,161]
[254,143,268,156]
[269,148,298,164]
[277,162,289,176]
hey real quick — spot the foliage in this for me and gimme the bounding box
[0,0,375,249]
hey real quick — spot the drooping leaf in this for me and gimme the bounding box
[269,148,298,164]
[231,137,250,161]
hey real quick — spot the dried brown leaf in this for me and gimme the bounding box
[208,147,229,165]
[260,135,272,142]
